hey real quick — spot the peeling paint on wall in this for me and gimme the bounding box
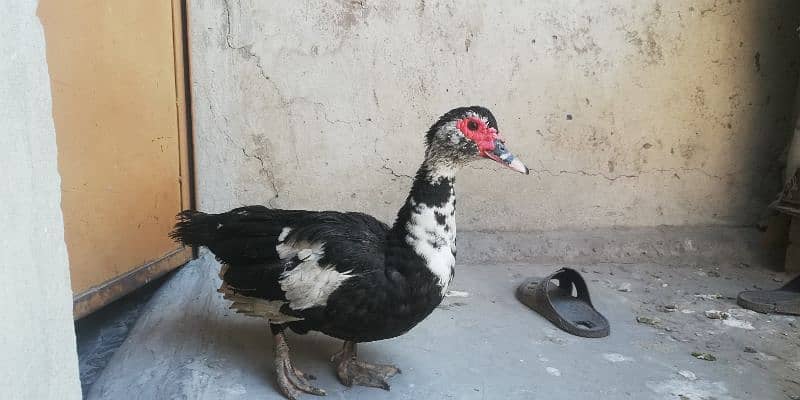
[190,0,800,230]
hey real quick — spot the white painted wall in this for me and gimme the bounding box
[0,1,82,398]
[190,0,799,230]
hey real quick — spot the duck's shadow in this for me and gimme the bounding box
[156,311,343,377]
[143,265,403,396]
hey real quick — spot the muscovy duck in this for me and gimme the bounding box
[170,106,528,399]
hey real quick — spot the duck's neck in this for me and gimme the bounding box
[390,159,458,293]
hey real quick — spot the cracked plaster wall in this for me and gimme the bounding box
[190,0,800,231]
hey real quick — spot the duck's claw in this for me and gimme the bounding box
[332,341,400,391]
[277,357,326,398]
[274,331,326,399]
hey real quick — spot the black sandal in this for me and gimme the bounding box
[737,275,800,315]
[516,268,610,338]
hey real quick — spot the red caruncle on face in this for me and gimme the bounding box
[456,116,500,155]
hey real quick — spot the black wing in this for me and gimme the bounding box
[170,205,311,265]
[279,211,390,275]
[170,206,390,300]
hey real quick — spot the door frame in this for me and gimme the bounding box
[72,0,196,319]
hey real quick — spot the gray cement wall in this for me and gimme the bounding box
[190,0,800,230]
[0,1,82,398]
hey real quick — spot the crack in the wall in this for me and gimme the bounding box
[372,138,413,180]
[221,0,357,128]
[380,164,413,180]
[471,163,725,181]
[206,101,236,146]
[531,166,638,181]
[530,165,726,181]
[241,147,280,206]
[657,167,725,181]
[309,101,358,126]
[221,0,270,81]
[203,83,281,206]
[219,0,363,207]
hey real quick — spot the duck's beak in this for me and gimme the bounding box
[482,138,529,174]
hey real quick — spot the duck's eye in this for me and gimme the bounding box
[467,120,479,131]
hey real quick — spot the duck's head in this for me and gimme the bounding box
[425,106,529,175]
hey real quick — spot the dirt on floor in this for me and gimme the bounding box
[83,248,798,400]
[523,261,800,399]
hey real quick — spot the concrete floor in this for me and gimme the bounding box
[75,274,170,395]
[86,252,799,400]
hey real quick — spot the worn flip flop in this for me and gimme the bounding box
[737,275,800,315]
[516,268,610,338]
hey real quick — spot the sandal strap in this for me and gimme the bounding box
[552,268,594,306]
[781,275,800,292]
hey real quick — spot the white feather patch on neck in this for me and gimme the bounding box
[426,165,457,183]
[405,196,457,295]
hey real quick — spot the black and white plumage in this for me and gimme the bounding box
[170,106,528,399]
